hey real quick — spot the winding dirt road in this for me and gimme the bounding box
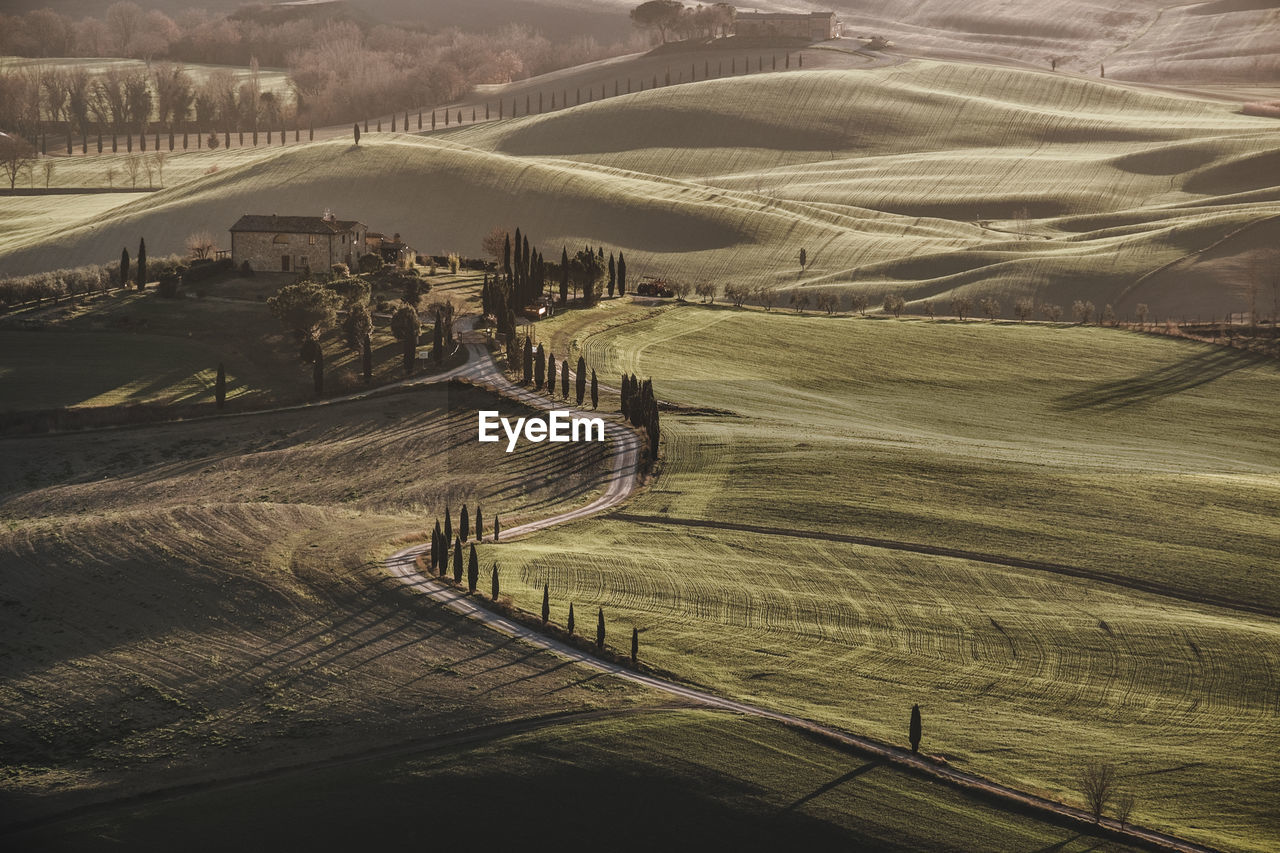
[385,317,1223,853]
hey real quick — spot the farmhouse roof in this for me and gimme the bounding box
[230,214,364,234]
[738,11,836,18]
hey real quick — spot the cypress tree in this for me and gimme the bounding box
[596,608,605,650]
[561,359,569,399]
[432,521,442,571]
[467,544,479,592]
[494,516,500,541]
[215,362,226,409]
[452,537,463,583]
[353,123,360,145]
[590,369,598,409]
[617,253,627,296]
[362,334,372,384]
[608,254,616,298]
[534,344,546,389]
[541,583,549,623]
[460,505,470,542]
[621,374,630,417]
[313,346,324,395]
[523,337,533,384]
[909,704,922,753]
[119,247,130,289]
[491,563,499,600]
[503,233,512,279]
[444,503,452,545]
[136,237,147,290]
[567,603,575,635]
[576,356,587,405]
[475,506,483,541]
[547,353,556,393]
[559,246,569,304]
[631,627,638,663]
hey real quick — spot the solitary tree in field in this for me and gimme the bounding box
[353,123,360,145]
[590,369,599,409]
[799,247,807,270]
[215,362,226,409]
[467,543,479,592]
[453,537,463,583]
[460,504,470,542]
[631,627,638,663]
[494,515,500,541]
[120,248,130,289]
[1078,762,1116,822]
[909,704,922,753]
[542,583,550,623]
[474,506,483,541]
[136,237,147,290]
[596,608,606,649]
[576,356,587,405]
[491,563,499,600]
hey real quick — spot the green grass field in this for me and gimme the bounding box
[7,710,1141,852]
[476,304,1280,852]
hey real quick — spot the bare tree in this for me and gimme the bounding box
[980,296,1001,321]
[816,291,839,314]
[1072,299,1095,325]
[124,153,141,187]
[754,284,777,311]
[1101,303,1116,325]
[1041,303,1063,322]
[106,164,117,188]
[142,154,154,187]
[1135,303,1149,327]
[1014,298,1034,322]
[670,279,692,301]
[694,281,717,303]
[1011,205,1031,240]
[922,299,935,319]
[151,151,167,187]
[1,134,37,190]
[883,293,905,317]
[481,226,511,261]
[186,230,217,260]
[789,290,811,313]
[951,295,972,321]
[1115,792,1135,830]
[850,293,869,316]
[41,158,56,188]
[723,283,749,307]
[1078,762,1116,822]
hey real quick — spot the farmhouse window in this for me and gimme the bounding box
[297,255,309,268]
[308,235,317,245]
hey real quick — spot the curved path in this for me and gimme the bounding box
[385,317,1222,853]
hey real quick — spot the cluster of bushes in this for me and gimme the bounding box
[182,257,234,284]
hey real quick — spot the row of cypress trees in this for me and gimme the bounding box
[510,338,601,409]
[620,374,660,461]
[118,237,147,292]
[538,582,637,661]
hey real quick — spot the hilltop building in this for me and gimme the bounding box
[229,211,367,273]
[735,11,839,42]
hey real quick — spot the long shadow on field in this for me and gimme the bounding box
[1053,347,1257,411]
[781,760,880,813]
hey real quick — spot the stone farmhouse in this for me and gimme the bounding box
[735,11,839,42]
[230,211,368,273]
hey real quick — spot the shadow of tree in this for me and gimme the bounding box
[1053,347,1258,411]
[780,760,881,813]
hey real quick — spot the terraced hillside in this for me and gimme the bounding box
[478,304,1280,853]
[3,61,1275,320]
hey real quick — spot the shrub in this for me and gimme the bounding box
[183,257,233,284]
[157,272,180,298]
[331,263,350,277]
[240,260,255,277]
[357,252,382,274]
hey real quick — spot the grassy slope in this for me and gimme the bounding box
[9,710,1142,852]
[0,382,640,823]
[480,305,1280,853]
[3,62,1276,320]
